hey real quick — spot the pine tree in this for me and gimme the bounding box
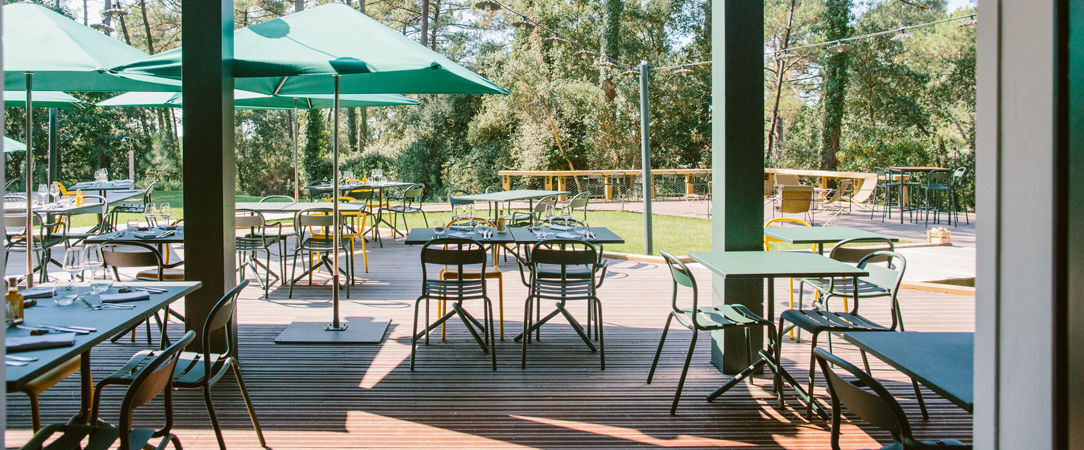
[302,108,331,183]
[820,0,851,170]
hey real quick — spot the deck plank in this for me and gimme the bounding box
[5,236,973,448]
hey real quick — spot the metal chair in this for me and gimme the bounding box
[412,237,497,371]
[344,188,382,247]
[517,239,605,370]
[586,172,608,199]
[289,208,354,298]
[106,179,157,225]
[797,237,898,316]
[15,356,84,432]
[101,242,185,344]
[554,192,590,223]
[3,212,67,283]
[763,217,813,340]
[814,348,970,450]
[236,209,285,299]
[923,167,968,226]
[386,183,429,236]
[438,217,505,340]
[22,331,195,450]
[510,195,556,227]
[95,282,267,449]
[321,197,370,272]
[776,251,915,418]
[647,251,774,415]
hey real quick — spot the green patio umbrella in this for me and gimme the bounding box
[116,3,507,340]
[3,91,81,108]
[115,3,507,96]
[98,90,419,199]
[4,136,27,153]
[3,3,179,286]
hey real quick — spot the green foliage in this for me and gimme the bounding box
[302,108,331,184]
[819,0,851,170]
[236,110,294,196]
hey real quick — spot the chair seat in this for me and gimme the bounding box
[674,304,768,331]
[385,205,422,213]
[780,309,889,333]
[441,267,503,280]
[136,268,184,280]
[800,277,889,298]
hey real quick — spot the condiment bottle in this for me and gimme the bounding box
[6,278,24,325]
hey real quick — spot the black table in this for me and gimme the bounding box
[844,331,973,413]
[86,226,185,259]
[404,226,625,246]
[404,227,519,245]
[6,281,202,422]
[68,180,136,198]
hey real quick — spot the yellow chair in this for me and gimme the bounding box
[15,356,85,431]
[437,217,505,340]
[317,197,369,273]
[51,181,85,205]
[764,218,813,340]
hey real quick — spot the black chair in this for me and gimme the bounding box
[777,250,917,418]
[411,238,497,371]
[101,242,185,344]
[106,179,157,227]
[3,212,67,283]
[386,183,429,236]
[796,237,898,331]
[923,167,968,227]
[814,348,971,450]
[517,239,605,370]
[647,251,775,415]
[95,281,267,449]
[22,331,195,450]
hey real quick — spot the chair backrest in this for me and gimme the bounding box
[448,189,473,207]
[778,185,814,214]
[259,195,294,203]
[857,250,906,294]
[142,179,158,205]
[117,330,195,450]
[5,213,43,228]
[848,175,878,203]
[927,169,952,185]
[485,185,504,194]
[763,217,812,251]
[828,237,895,264]
[345,188,375,204]
[403,184,425,202]
[294,207,339,237]
[821,179,851,204]
[661,250,698,317]
[534,196,557,214]
[529,239,600,299]
[204,280,248,360]
[774,174,800,186]
[235,209,265,229]
[420,238,487,299]
[951,167,968,185]
[102,242,164,276]
[566,192,589,210]
[813,347,914,448]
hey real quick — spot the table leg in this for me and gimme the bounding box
[766,276,775,326]
[80,349,92,423]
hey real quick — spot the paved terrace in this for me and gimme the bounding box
[5,235,973,448]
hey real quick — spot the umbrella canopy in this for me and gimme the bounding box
[97,90,419,109]
[3,91,81,107]
[4,136,27,153]
[2,3,179,92]
[116,3,507,96]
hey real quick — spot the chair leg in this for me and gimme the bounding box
[669,328,698,415]
[288,248,300,298]
[411,296,423,371]
[596,298,605,370]
[202,385,227,450]
[498,275,505,340]
[231,360,268,447]
[805,332,821,418]
[487,298,497,371]
[912,378,930,420]
[521,295,533,369]
[647,314,674,384]
[26,391,41,432]
[830,395,843,450]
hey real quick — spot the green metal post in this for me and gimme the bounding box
[639,61,653,255]
[181,0,235,352]
[710,0,764,374]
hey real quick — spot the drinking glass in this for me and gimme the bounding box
[476,224,491,239]
[36,184,48,205]
[573,224,588,237]
[48,183,60,203]
[144,203,158,227]
[84,244,103,280]
[434,226,446,237]
[463,203,475,219]
[57,248,84,305]
[159,203,172,225]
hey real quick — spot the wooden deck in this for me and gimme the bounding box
[5,237,974,448]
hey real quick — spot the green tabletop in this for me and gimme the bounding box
[235,201,367,213]
[763,226,897,246]
[845,331,973,413]
[455,189,568,202]
[688,251,868,279]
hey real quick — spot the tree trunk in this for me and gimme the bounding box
[346,108,358,153]
[430,0,441,49]
[599,0,624,87]
[139,0,155,54]
[295,0,305,12]
[116,1,133,45]
[820,0,851,171]
[766,0,797,166]
[421,0,429,47]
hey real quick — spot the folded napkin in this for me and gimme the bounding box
[20,287,53,299]
[556,232,582,239]
[133,231,158,239]
[449,225,473,231]
[549,224,572,231]
[100,291,150,303]
[7,333,76,353]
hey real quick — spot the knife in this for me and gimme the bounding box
[33,324,91,335]
[44,324,96,332]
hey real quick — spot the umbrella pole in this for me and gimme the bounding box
[293,103,300,201]
[24,73,34,287]
[329,75,346,331]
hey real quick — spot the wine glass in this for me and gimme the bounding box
[56,248,85,305]
[145,203,158,227]
[84,244,103,279]
[48,183,60,204]
[463,203,475,219]
[573,223,588,237]
[36,184,48,205]
[159,203,172,226]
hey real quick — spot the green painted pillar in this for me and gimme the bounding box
[181,0,235,352]
[710,0,764,374]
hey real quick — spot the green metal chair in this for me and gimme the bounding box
[236,209,285,299]
[411,237,497,371]
[517,239,605,370]
[510,195,556,227]
[386,183,429,236]
[647,251,775,415]
[22,331,195,450]
[288,208,354,298]
[3,212,67,283]
[814,348,970,450]
[777,251,923,419]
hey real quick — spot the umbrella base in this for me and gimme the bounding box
[274,317,389,344]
